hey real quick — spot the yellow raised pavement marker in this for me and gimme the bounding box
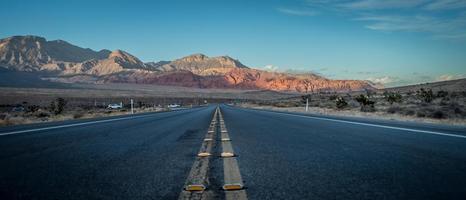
[185,184,206,191]
[222,183,244,191]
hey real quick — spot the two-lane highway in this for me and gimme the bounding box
[1,104,466,200]
[0,106,216,199]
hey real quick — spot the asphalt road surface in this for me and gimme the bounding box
[1,105,466,200]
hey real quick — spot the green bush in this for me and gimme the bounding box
[436,90,448,98]
[354,94,375,112]
[50,98,67,115]
[335,96,348,109]
[383,91,402,105]
[416,88,434,103]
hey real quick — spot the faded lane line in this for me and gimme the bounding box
[236,107,466,139]
[218,109,248,200]
[0,108,199,136]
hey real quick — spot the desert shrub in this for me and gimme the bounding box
[416,111,426,118]
[50,98,67,115]
[335,96,348,109]
[439,98,450,106]
[436,90,448,98]
[403,109,415,116]
[387,106,401,114]
[416,88,434,103]
[0,114,6,120]
[73,112,84,119]
[430,110,447,119]
[26,105,40,113]
[36,112,50,118]
[384,91,402,105]
[355,94,375,112]
[329,95,338,101]
[454,107,463,115]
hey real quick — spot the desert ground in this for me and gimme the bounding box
[241,79,466,126]
[0,83,297,126]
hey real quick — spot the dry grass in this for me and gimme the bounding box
[0,107,168,127]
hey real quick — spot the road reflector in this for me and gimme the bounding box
[222,183,243,191]
[204,138,213,142]
[185,184,206,191]
[198,152,211,157]
[221,130,227,133]
[221,138,231,141]
[221,152,235,157]
[208,130,214,133]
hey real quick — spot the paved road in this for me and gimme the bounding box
[1,105,466,200]
[0,106,216,199]
[221,105,466,200]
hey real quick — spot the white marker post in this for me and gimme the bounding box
[305,97,309,112]
[130,99,134,114]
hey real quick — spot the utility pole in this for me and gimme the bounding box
[131,99,134,114]
[305,97,309,112]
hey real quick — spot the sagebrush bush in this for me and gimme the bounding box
[416,111,426,118]
[73,112,84,119]
[430,110,446,119]
[387,106,401,114]
[403,109,415,116]
[35,112,50,118]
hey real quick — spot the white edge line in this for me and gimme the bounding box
[0,108,201,136]
[239,107,466,139]
[0,115,150,136]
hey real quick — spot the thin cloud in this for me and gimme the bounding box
[341,0,426,10]
[436,74,466,81]
[276,8,318,16]
[366,76,397,85]
[424,0,466,10]
[357,14,466,40]
[262,64,279,72]
[289,0,466,41]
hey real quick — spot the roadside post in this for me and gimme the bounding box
[305,97,309,112]
[131,99,134,114]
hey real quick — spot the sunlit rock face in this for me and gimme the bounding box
[0,35,374,92]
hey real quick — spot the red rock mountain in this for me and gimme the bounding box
[0,35,374,92]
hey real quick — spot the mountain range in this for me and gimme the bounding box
[0,35,373,92]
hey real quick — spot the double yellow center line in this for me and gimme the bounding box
[178,107,247,200]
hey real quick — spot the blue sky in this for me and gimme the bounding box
[1,0,465,87]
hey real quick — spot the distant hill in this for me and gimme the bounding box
[383,78,466,93]
[0,35,374,93]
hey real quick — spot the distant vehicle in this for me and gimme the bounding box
[107,103,123,109]
[168,104,181,108]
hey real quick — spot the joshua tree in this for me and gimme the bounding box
[50,97,67,115]
[335,96,348,109]
[416,88,434,103]
[355,94,375,112]
[383,91,402,105]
